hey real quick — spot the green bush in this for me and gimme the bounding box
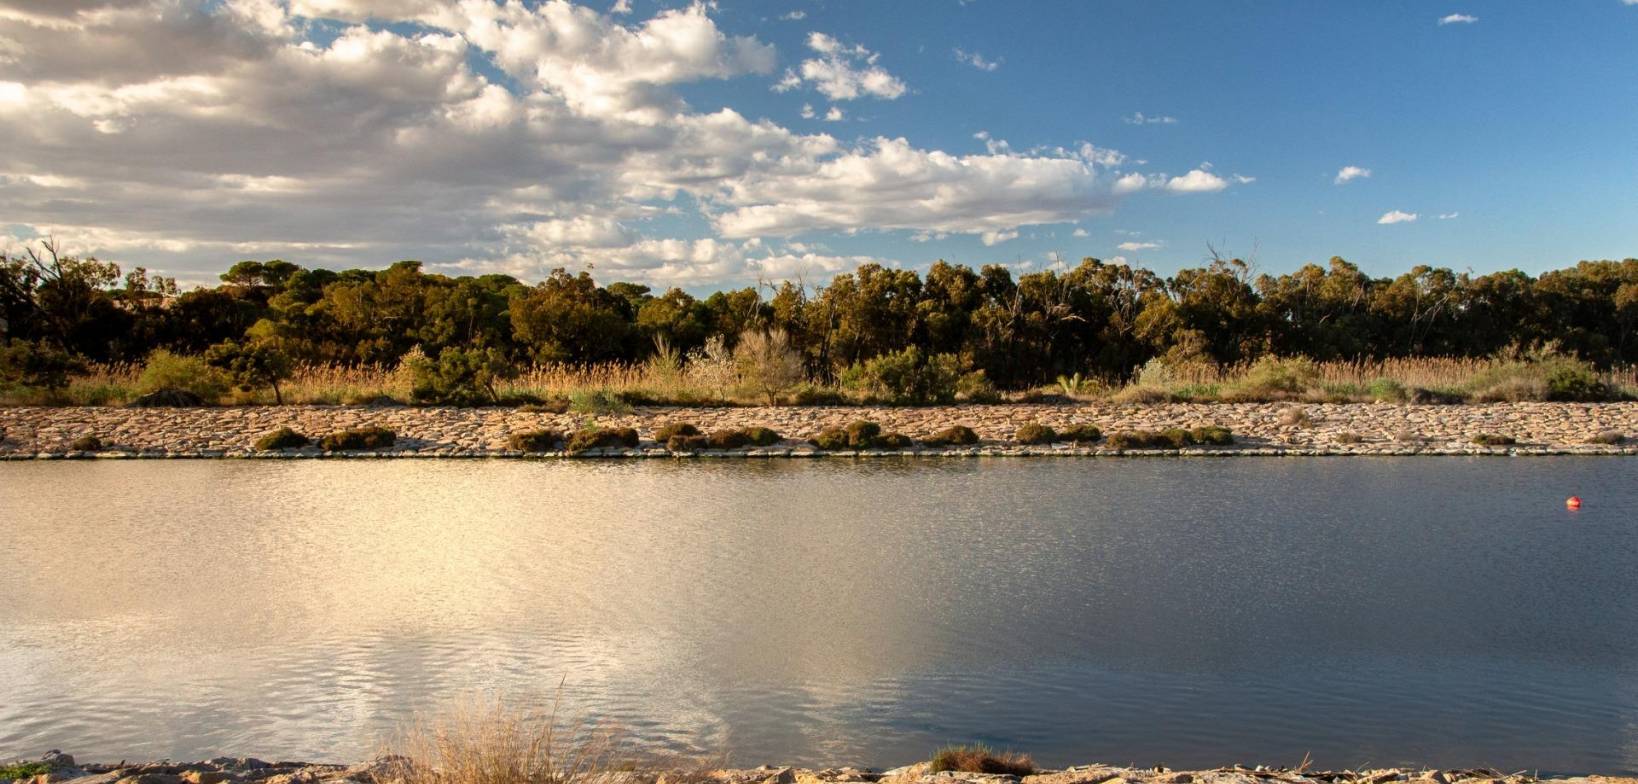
[785,383,849,406]
[1366,378,1408,402]
[568,389,633,415]
[519,397,572,414]
[845,420,882,447]
[255,427,310,450]
[1,763,51,780]
[408,346,516,406]
[1059,423,1103,443]
[1,339,85,394]
[740,426,782,446]
[666,433,710,452]
[957,370,1002,403]
[840,347,964,405]
[1189,425,1234,446]
[1014,422,1057,445]
[653,422,700,441]
[876,431,914,449]
[1472,433,1517,446]
[706,429,752,449]
[810,426,849,450]
[318,426,396,451]
[508,429,564,452]
[1545,363,1608,401]
[138,349,228,401]
[923,425,979,446]
[70,434,103,452]
[205,339,294,404]
[1224,356,1320,400]
[565,426,639,454]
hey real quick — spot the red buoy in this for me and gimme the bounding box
[1566,496,1583,510]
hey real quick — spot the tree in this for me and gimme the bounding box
[204,339,294,403]
[407,345,518,405]
[0,340,86,394]
[733,328,805,405]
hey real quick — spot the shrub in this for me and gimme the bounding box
[255,427,310,450]
[1471,433,1517,446]
[128,388,206,407]
[565,426,638,454]
[138,349,228,401]
[1059,423,1103,443]
[1225,356,1320,400]
[928,745,1036,777]
[508,429,564,452]
[1410,387,1466,405]
[740,426,782,446]
[1,763,51,781]
[409,346,516,406]
[810,427,849,450]
[840,347,964,405]
[70,434,103,451]
[957,370,1002,403]
[319,425,397,451]
[1,339,85,393]
[845,420,882,448]
[653,422,700,442]
[1189,425,1234,446]
[1277,406,1312,427]
[1589,430,1627,445]
[923,425,979,446]
[876,431,914,449]
[1545,363,1608,402]
[666,433,710,452]
[1111,385,1174,405]
[1366,378,1408,403]
[734,328,805,405]
[1014,422,1057,445]
[706,429,752,449]
[785,383,848,406]
[1336,431,1365,444]
[519,397,571,414]
[205,339,294,404]
[568,389,633,415]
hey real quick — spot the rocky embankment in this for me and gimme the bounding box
[2,756,1632,784]
[2,402,1637,458]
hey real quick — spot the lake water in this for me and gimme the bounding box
[2,458,1636,773]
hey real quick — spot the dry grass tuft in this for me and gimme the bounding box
[386,696,621,784]
[927,744,1036,776]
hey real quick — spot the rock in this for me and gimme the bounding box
[181,772,233,784]
[114,774,182,784]
[42,755,75,770]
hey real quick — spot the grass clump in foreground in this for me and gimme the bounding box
[928,744,1036,776]
[1,763,51,780]
[70,434,103,451]
[508,429,564,452]
[319,425,396,451]
[1107,426,1234,450]
[255,427,310,450]
[387,697,616,784]
[923,425,979,446]
[1471,433,1517,446]
[565,426,639,455]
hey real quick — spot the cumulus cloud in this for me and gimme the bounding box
[952,48,1000,71]
[1438,212,1460,220]
[1438,13,1478,25]
[1071,228,1089,238]
[773,32,906,101]
[1335,165,1371,184]
[1117,241,1160,251]
[1378,210,1419,224]
[0,0,1238,285]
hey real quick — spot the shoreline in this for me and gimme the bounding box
[2,757,1632,784]
[2,402,1636,459]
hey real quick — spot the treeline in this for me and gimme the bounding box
[4,241,1637,391]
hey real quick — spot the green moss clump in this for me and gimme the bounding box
[666,433,710,452]
[1060,423,1103,443]
[706,429,752,449]
[565,426,639,454]
[1189,425,1234,446]
[1472,433,1517,446]
[844,420,881,447]
[876,431,914,449]
[508,429,564,452]
[923,425,979,446]
[810,426,849,450]
[653,422,700,441]
[1014,422,1057,445]
[740,426,782,446]
[318,425,396,451]
[70,434,103,451]
[1,762,52,780]
[255,427,310,450]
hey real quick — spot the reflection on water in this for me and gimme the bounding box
[1,458,1636,773]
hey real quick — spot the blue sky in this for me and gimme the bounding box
[1,0,1635,287]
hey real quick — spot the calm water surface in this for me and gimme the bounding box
[2,458,1636,773]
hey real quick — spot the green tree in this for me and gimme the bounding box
[205,339,295,404]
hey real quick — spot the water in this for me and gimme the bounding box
[2,458,1636,773]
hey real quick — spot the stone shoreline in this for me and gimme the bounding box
[3,756,1633,784]
[2,402,1636,459]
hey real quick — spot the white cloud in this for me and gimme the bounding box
[1438,212,1460,220]
[773,31,906,101]
[779,10,806,20]
[0,0,1237,285]
[1438,13,1478,25]
[1117,241,1160,251]
[1123,112,1176,125]
[952,48,1000,71]
[1335,165,1371,184]
[1378,210,1419,224]
[1071,227,1089,238]
[1165,168,1229,193]
[609,0,631,15]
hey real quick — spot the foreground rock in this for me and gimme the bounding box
[1,402,1636,458]
[2,757,1633,784]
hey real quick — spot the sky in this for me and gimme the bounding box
[2,0,1636,290]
